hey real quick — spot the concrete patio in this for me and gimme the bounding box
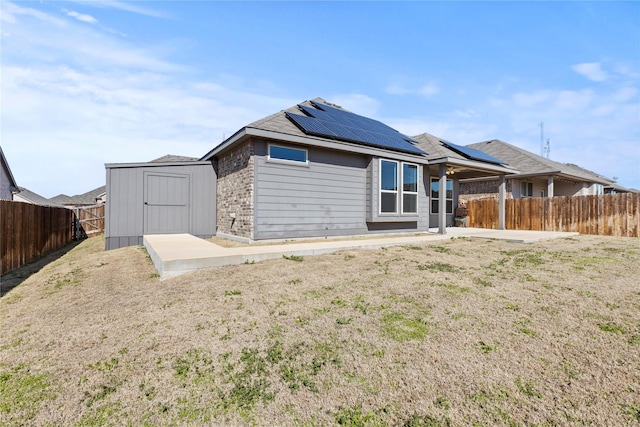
[143,228,579,280]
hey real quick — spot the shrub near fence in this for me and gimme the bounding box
[467,193,639,238]
[1,200,75,274]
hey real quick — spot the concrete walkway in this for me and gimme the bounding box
[143,228,579,280]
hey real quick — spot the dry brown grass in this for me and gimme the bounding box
[1,234,639,426]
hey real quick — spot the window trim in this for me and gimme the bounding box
[378,159,419,216]
[267,143,309,166]
[401,163,419,214]
[379,159,399,215]
[520,181,533,198]
[430,177,453,215]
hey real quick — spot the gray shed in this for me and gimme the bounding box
[105,160,216,250]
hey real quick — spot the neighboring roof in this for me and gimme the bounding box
[468,139,612,184]
[14,187,54,206]
[50,185,107,206]
[0,146,19,192]
[151,154,199,163]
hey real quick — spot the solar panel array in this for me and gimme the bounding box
[441,140,506,165]
[285,101,426,155]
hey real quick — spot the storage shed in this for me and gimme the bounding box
[105,159,216,250]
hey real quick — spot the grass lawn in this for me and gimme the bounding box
[1,234,639,426]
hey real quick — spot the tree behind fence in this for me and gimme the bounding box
[1,200,75,275]
[467,193,639,238]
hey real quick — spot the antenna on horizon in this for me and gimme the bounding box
[543,138,550,159]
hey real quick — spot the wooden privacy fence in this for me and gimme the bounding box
[466,193,639,238]
[73,205,105,239]
[1,200,75,274]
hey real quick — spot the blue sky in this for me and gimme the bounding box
[2,0,639,198]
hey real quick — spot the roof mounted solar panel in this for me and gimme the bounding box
[288,101,425,155]
[286,112,337,138]
[310,100,411,138]
[441,140,506,165]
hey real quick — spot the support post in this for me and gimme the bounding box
[498,175,506,230]
[547,176,554,198]
[438,164,447,234]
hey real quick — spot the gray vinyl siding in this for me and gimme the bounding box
[253,141,428,240]
[105,162,216,250]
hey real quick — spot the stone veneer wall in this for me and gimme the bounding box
[459,179,513,202]
[215,140,254,239]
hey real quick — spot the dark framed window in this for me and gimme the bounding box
[268,144,308,164]
[431,178,453,214]
[520,182,533,197]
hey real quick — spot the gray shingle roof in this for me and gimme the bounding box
[150,154,199,163]
[15,187,54,206]
[50,185,107,207]
[411,132,470,162]
[468,139,612,184]
[246,97,334,137]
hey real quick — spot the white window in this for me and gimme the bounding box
[380,160,398,214]
[380,159,419,215]
[268,144,308,165]
[431,178,453,214]
[520,182,533,197]
[402,163,418,214]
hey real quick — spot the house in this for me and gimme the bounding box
[459,139,615,201]
[0,146,19,200]
[105,99,516,250]
[411,132,519,227]
[13,187,55,206]
[49,185,107,208]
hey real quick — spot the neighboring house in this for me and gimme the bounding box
[460,139,615,201]
[49,185,107,208]
[105,98,516,250]
[13,187,55,205]
[562,163,636,194]
[0,146,19,200]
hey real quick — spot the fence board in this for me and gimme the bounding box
[467,194,639,238]
[1,201,76,275]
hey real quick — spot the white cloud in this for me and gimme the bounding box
[63,9,98,24]
[385,84,411,95]
[330,94,381,117]
[2,1,67,26]
[572,62,608,82]
[385,82,440,98]
[1,2,295,197]
[513,90,552,107]
[66,0,166,18]
[419,83,440,98]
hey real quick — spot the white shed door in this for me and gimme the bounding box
[144,172,190,235]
